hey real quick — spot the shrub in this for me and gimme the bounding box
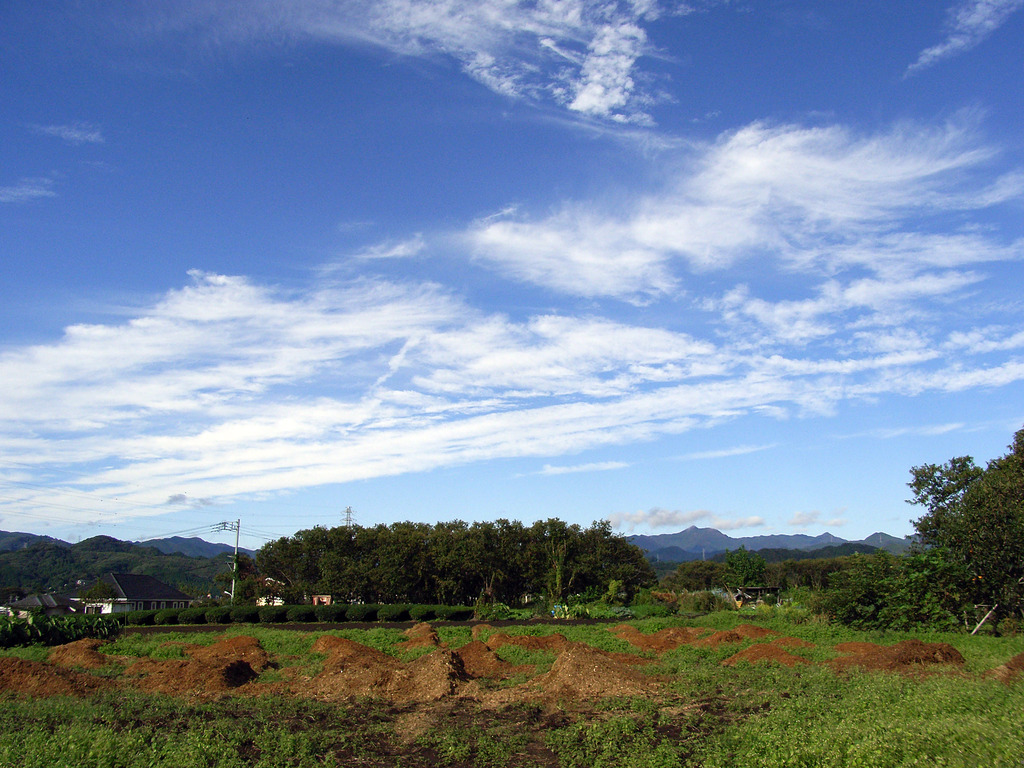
[344,603,379,622]
[314,604,348,623]
[408,604,438,622]
[630,603,673,619]
[258,605,289,623]
[286,605,317,623]
[445,606,475,621]
[153,608,180,625]
[205,606,233,624]
[676,590,736,613]
[377,604,412,622]
[124,610,158,626]
[229,606,261,624]
[177,607,208,625]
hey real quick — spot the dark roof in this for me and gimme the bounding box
[99,573,192,602]
[9,593,77,610]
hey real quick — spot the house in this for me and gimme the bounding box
[78,573,195,614]
[7,593,79,617]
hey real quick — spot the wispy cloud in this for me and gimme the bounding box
[133,1,664,124]
[677,444,777,461]
[31,121,105,145]
[0,177,56,204]
[352,235,426,260]
[607,507,765,531]
[536,461,630,476]
[907,0,1024,74]
[788,510,846,529]
[469,115,1022,302]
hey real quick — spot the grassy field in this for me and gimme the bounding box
[1,611,1022,767]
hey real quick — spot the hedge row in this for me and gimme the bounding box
[120,603,476,627]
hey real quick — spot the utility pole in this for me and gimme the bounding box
[214,520,241,603]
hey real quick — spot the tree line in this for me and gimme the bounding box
[255,518,656,607]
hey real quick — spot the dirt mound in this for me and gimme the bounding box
[455,640,531,680]
[128,657,259,696]
[988,652,1024,684]
[610,624,709,652]
[306,647,468,703]
[0,656,115,697]
[499,645,656,703]
[48,638,112,670]
[734,624,780,639]
[830,639,965,674]
[187,635,273,672]
[692,630,747,648]
[721,643,809,667]
[397,622,441,650]
[471,623,495,640]
[770,636,814,649]
[485,632,570,653]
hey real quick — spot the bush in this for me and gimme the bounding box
[344,603,379,622]
[997,616,1020,637]
[257,605,289,623]
[676,590,736,613]
[177,607,208,625]
[153,608,180,625]
[630,603,673,619]
[124,610,158,626]
[408,604,438,622]
[445,606,475,621]
[285,605,317,623]
[204,606,233,624]
[314,604,348,623]
[377,604,412,622]
[229,606,261,623]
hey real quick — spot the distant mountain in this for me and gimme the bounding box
[0,531,70,553]
[136,536,255,559]
[630,525,912,562]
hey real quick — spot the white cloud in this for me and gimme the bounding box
[135,1,662,124]
[907,0,1024,74]
[470,116,1021,300]
[0,177,56,203]
[31,122,105,145]
[352,235,426,260]
[607,507,765,531]
[677,444,776,461]
[537,461,630,475]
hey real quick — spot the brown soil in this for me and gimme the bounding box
[48,638,114,670]
[397,622,442,650]
[485,632,571,653]
[829,639,965,674]
[485,644,657,705]
[721,643,809,667]
[692,630,748,648]
[188,635,274,672]
[304,645,468,703]
[770,636,814,649]
[0,656,115,697]
[471,623,495,640]
[455,640,532,679]
[125,635,272,697]
[987,651,1024,684]
[610,623,710,652]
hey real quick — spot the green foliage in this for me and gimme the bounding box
[312,603,347,622]
[909,425,1024,618]
[153,608,180,625]
[344,603,379,622]
[0,612,120,649]
[257,605,288,623]
[204,606,233,624]
[724,546,767,586]
[676,590,736,613]
[285,605,317,622]
[376,603,413,622]
[176,607,207,625]
[124,609,158,626]
[229,605,261,623]
[821,550,968,630]
[545,710,683,768]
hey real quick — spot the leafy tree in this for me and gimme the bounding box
[662,560,728,591]
[909,426,1024,619]
[724,547,767,586]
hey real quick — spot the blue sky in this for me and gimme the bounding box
[1,1,1022,550]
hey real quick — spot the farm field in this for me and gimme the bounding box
[1,612,1023,767]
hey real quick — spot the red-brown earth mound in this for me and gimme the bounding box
[988,652,1024,684]
[0,656,115,697]
[455,640,532,679]
[721,643,809,667]
[610,624,710,652]
[830,639,965,674]
[48,638,114,670]
[484,632,570,653]
[396,622,441,650]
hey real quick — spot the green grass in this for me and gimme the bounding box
[3,615,1023,766]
